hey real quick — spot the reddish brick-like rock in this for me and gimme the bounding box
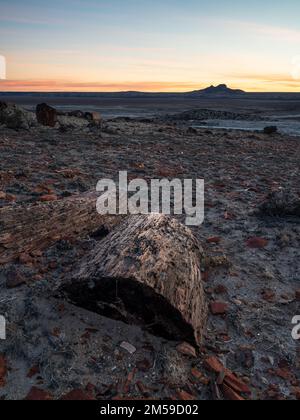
[39,194,58,202]
[25,387,53,400]
[0,355,7,388]
[222,384,245,401]
[210,301,229,315]
[207,236,221,244]
[61,389,95,400]
[246,237,268,249]
[204,356,225,374]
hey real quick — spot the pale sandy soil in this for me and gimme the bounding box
[0,120,299,400]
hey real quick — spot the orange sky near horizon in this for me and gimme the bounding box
[1,77,300,93]
[1,1,300,93]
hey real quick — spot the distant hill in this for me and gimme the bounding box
[186,84,245,96]
[0,84,246,98]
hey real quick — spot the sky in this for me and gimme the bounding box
[1,0,300,92]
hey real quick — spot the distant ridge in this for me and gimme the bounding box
[0,84,246,98]
[187,84,245,96]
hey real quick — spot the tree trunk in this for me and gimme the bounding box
[64,214,207,346]
[0,192,122,264]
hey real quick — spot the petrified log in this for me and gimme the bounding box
[0,192,122,264]
[63,214,207,345]
[36,103,58,127]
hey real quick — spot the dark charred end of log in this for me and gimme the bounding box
[62,277,196,345]
[89,226,110,241]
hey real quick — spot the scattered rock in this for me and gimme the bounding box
[36,103,58,127]
[264,126,278,135]
[68,110,85,118]
[6,267,26,288]
[204,356,224,374]
[39,194,58,202]
[261,288,276,302]
[0,355,7,388]
[221,384,245,401]
[19,253,34,265]
[61,389,95,400]
[214,285,228,295]
[258,190,300,217]
[0,101,35,130]
[246,237,269,249]
[210,301,229,315]
[25,387,53,400]
[175,390,196,400]
[57,115,90,130]
[207,236,221,244]
[85,111,102,124]
[176,342,197,358]
[27,365,40,378]
[136,359,152,372]
[120,341,137,355]
[223,371,251,395]
[187,127,198,135]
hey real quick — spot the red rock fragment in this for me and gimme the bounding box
[61,389,95,400]
[210,301,229,315]
[5,194,16,202]
[39,194,58,202]
[136,381,151,397]
[224,372,251,395]
[19,253,33,265]
[176,390,196,401]
[274,368,293,381]
[221,384,245,401]
[261,288,276,302]
[204,356,225,374]
[123,368,137,394]
[191,367,210,384]
[207,237,221,244]
[246,237,268,249]
[176,342,197,358]
[0,355,7,388]
[214,285,228,295]
[292,387,300,400]
[27,365,40,378]
[25,387,53,400]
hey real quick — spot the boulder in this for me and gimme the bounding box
[84,111,102,124]
[258,189,300,217]
[0,102,36,130]
[68,110,85,118]
[36,103,58,127]
[264,126,278,135]
[57,115,90,130]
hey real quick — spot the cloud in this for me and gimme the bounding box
[224,19,300,44]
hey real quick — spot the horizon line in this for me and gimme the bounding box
[2,89,300,94]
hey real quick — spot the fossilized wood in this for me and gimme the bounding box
[65,214,207,345]
[0,192,122,264]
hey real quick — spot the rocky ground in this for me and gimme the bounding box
[0,113,299,400]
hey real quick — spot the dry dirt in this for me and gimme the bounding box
[0,119,299,400]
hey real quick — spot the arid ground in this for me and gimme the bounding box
[0,102,299,400]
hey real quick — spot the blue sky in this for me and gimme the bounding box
[1,0,300,91]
